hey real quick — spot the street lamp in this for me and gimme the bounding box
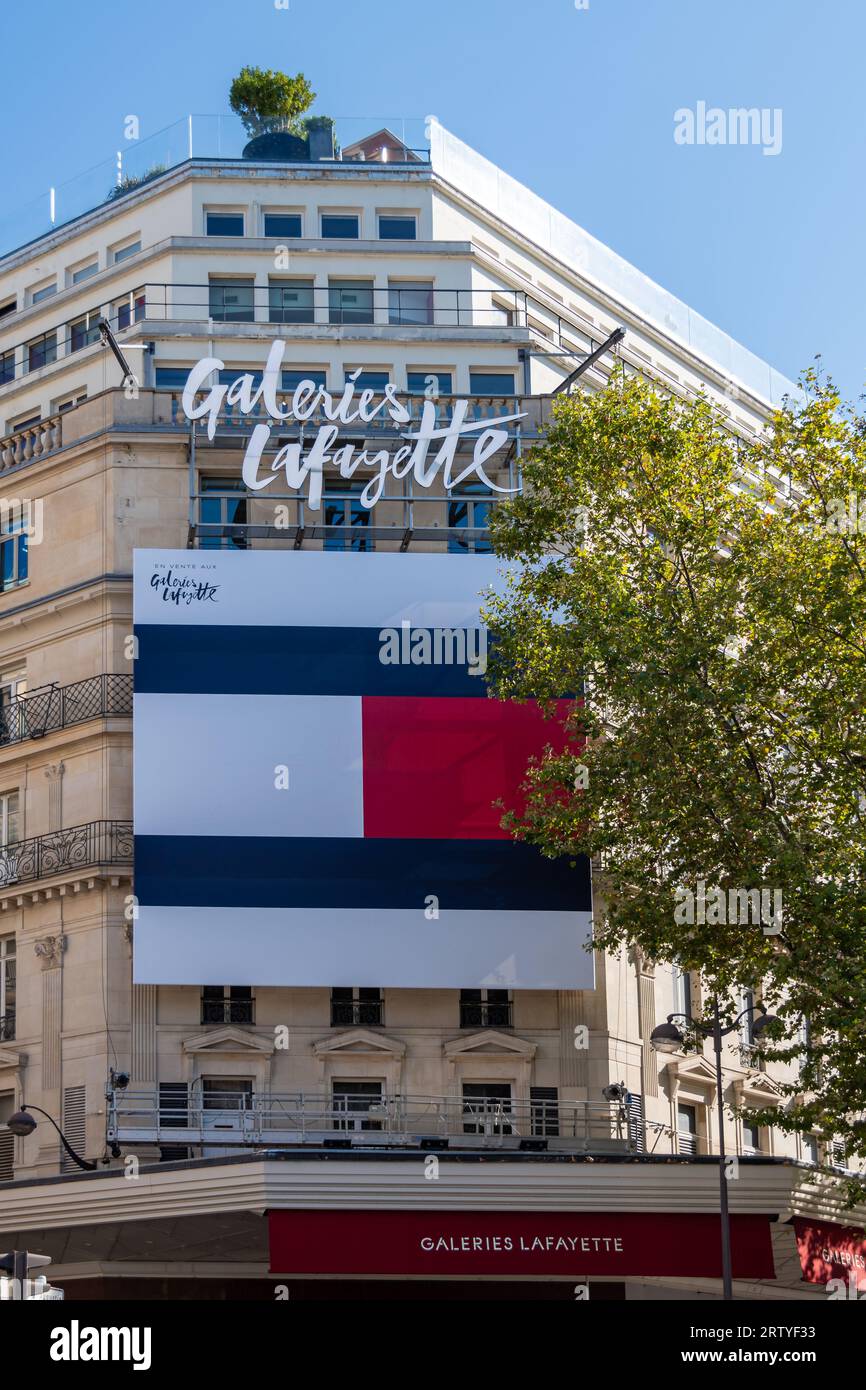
[6,1103,97,1172]
[650,997,779,1300]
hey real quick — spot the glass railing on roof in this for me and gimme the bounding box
[0,115,431,261]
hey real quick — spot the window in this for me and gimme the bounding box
[264,213,302,238]
[802,1134,818,1165]
[112,239,141,263]
[324,482,371,551]
[0,792,20,847]
[0,936,15,1042]
[389,281,433,326]
[200,477,248,550]
[10,414,40,432]
[677,1102,698,1155]
[268,279,314,324]
[30,282,57,305]
[156,367,192,390]
[0,351,14,386]
[462,1083,512,1136]
[281,369,327,393]
[530,1086,559,1137]
[1,504,28,591]
[328,279,374,325]
[459,989,511,1028]
[378,214,417,240]
[0,675,25,744]
[321,213,359,239]
[332,1080,383,1131]
[71,261,98,284]
[55,390,87,414]
[115,293,145,330]
[448,481,493,554]
[27,331,57,373]
[673,965,692,1021]
[201,1078,253,1149]
[69,309,101,353]
[206,212,245,237]
[742,1121,761,1155]
[0,297,16,320]
[469,371,516,396]
[330,987,383,1027]
[407,371,452,397]
[209,278,254,323]
[346,370,389,393]
[201,985,254,1025]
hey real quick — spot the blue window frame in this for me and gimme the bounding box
[378,215,416,240]
[0,507,29,591]
[407,371,452,396]
[321,214,359,239]
[324,483,372,551]
[469,371,516,396]
[27,332,57,373]
[282,370,327,392]
[156,368,192,389]
[0,351,14,386]
[264,213,302,238]
[69,310,101,353]
[206,212,244,236]
[448,481,493,554]
[347,371,390,393]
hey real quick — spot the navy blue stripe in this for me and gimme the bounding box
[134,625,491,696]
[134,836,592,912]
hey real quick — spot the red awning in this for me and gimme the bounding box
[793,1218,866,1285]
[269,1210,775,1279]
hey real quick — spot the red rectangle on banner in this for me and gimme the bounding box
[362,697,576,839]
[793,1218,866,1285]
[269,1210,775,1279]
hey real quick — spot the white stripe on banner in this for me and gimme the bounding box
[133,907,595,989]
[135,550,513,629]
[134,693,364,838]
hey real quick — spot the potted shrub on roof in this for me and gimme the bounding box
[230,65,316,160]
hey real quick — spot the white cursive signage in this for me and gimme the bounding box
[181,341,525,510]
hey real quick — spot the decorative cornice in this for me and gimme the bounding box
[444,1030,536,1059]
[182,1027,275,1056]
[313,1028,406,1058]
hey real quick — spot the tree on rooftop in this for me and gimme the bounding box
[484,368,866,1197]
[229,66,316,137]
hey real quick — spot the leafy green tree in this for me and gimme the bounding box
[229,66,315,136]
[485,369,866,1190]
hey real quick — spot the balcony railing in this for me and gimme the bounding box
[107,1090,637,1154]
[0,675,132,748]
[0,1013,14,1042]
[0,820,133,890]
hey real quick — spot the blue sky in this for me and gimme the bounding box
[5,0,864,402]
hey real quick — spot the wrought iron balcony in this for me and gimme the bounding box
[0,1013,14,1042]
[107,1089,638,1154]
[0,675,132,748]
[0,820,133,890]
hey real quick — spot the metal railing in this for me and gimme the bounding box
[107,1090,636,1152]
[131,282,527,330]
[0,675,132,747]
[0,1013,14,1042]
[201,998,255,1026]
[0,820,133,890]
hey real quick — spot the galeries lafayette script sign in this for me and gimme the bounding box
[181,341,526,510]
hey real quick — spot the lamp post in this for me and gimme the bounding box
[6,1103,97,1172]
[650,997,778,1301]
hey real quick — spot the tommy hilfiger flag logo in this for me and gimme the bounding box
[132,550,593,989]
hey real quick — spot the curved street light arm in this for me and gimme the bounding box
[20,1104,97,1172]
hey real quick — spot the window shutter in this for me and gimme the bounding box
[158,1081,190,1161]
[61,1084,86,1172]
[627,1093,645,1153]
[530,1086,559,1137]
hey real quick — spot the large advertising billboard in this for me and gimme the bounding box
[132,550,593,988]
